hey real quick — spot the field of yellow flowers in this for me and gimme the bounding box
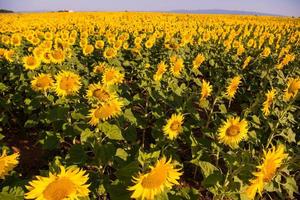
[0,12,299,200]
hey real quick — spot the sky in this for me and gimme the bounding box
[0,0,299,16]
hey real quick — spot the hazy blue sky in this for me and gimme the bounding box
[0,0,299,16]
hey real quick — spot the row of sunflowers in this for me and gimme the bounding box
[0,12,299,200]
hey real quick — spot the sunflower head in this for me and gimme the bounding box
[103,47,117,59]
[102,67,124,86]
[55,70,81,97]
[153,61,167,82]
[128,157,182,200]
[193,54,205,69]
[218,116,248,148]
[283,78,300,102]
[31,73,54,92]
[200,79,212,100]
[245,144,288,199]
[25,166,90,200]
[170,57,184,77]
[83,44,94,56]
[0,149,19,179]
[262,89,276,116]
[163,113,184,140]
[88,98,124,126]
[23,55,41,70]
[86,83,116,103]
[226,76,242,99]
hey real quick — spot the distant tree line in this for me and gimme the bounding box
[0,9,14,13]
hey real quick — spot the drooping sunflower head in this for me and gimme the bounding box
[163,113,184,140]
[31,73,54,92]
[128,157,182,200]
[102,67,124,86]
[153,61,167,82]
[262,88,276,116]
[245,144,288,199]
[25,166,90,200]
[283,77,300,102]
[86,83,116,103]
[88,98,124,126]
[23,55,41,70]
[226,75,242,99]
[54,70,81,97]
[193,54,205,69]
[258,144,288,182]
[200,79,212,100]
[93,62,107,74]
[0,149,19,179]
[218,116,248,148]
[170,57,184,77]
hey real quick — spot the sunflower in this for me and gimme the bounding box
[82,44,94,56]
[95,40,104,49]
[192,54,205,69]
[242,56,252,69]
[4,50,15,63]
[145,39,154,49]
[261,47,271,58]
[128,157,182,200]
[163,113,184,140]
[23,55,41,70]
[86,83,116,103]
[31,73,54,92]
[218,116,248,148]
[93,62,107,74]
[88,98,124,125]
[200,79,212,100]
[51,49,65,64]
[25,166,90,200]
[153,61,167,82]
[41,51,52,64]
[0,149,19,179]
[103,47,117,59]
[226,76,242,100]
[262,89,276,116]
[283,77,300,102]
[170,57,184,77]
[102,67,124,86]
[54,71,81,97]
[245,144,288,199]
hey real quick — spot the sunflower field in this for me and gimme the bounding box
[0,12,300,200]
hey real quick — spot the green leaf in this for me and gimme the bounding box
[98,122,124,140]
[202,171,223,188]
[80,128,94,143]
[94,143,116,164]
[123,109,137,125]
[218,104,227,114]
[283,177,298,198]
[116,161,139,183]
[191,159,218,178]
[252,115,260,125]
[116,148,128,161]
[68,144,87,164]
[0,82,8,92]
[42,132,59,150]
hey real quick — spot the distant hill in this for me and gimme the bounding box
[168,9,281,16]
[0,9,14,13]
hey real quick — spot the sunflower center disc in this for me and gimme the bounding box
[226,125,240,136]
[43,177,75,200]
